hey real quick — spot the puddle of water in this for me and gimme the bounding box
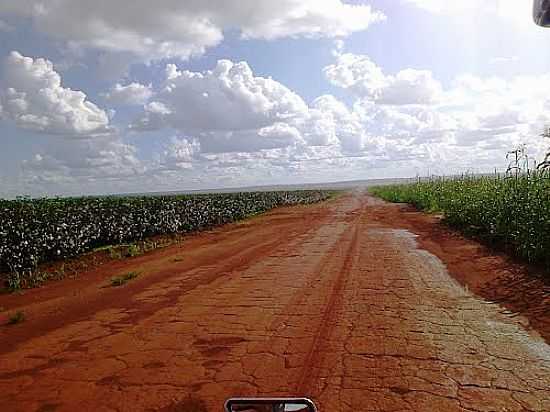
[372,227,550,362]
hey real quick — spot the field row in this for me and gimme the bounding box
[370,173,550,271]
[0,190,333,288]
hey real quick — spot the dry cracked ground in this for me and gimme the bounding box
[0,191,549,412]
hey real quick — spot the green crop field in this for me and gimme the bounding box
[0,190,333,289]
[370,172,550,270]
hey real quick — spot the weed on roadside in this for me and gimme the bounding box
[55,263,66,279]
[109,247,123,260]
[126,244,142,257]
[7,310,25,325]
[111,271,140,287]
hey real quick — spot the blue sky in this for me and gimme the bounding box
[1,1,550,197]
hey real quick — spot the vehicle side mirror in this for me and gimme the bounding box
[224,398,317,412]
[534,0,550,27]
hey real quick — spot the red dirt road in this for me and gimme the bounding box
[1,192,549,412]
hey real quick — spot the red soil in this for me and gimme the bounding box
[1,192,549,412]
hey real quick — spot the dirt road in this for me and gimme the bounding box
[1,192,549,411]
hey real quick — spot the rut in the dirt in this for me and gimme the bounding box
[0,192,549,412]
[308,221,550,412]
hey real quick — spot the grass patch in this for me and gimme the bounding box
[109,246,123,260]
[7,310,25,325]
[110,271,140,287]
[126,244,142,257]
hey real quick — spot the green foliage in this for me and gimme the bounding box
[7,310,25,325]
[371,171,550,268]
[0,191,332,287]
[108,247,123,260]
[111,271,139,287]
[126,244,141,257]
[6,270,37,291]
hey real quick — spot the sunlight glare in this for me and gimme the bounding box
[406,0,532,27]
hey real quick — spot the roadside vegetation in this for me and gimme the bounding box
[0,190,334,290]
[111,271,140,287]
[7,310,25,325]
[371,147,550,270]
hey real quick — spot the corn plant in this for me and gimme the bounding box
[371,170,550,270]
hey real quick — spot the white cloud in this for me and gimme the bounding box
[159,136,201,170]
[355,100,457,148]
[200,124,306,154]
[1,51,111,135]
[133,60,377,155]
[308,95,366,152]
[129,57,454,160]
[324,53,386,96]
[0,1,385,62]
[322,51,550,172]
[102,82,153,106]
[13,50,550,197]
[441,74,550,155]
[237,0,386,39]
[133,60,308,132]
[324,53,442,105]
[22,136,144,191]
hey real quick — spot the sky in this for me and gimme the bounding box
[1,0,550,197]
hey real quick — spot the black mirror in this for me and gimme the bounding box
[534,0,550,26]
[224,398,317,412]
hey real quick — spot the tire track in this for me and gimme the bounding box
[0,199,341,356]
[2,193,550,412]
[296,220,360,394]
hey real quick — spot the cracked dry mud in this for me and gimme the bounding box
[1,192,549,412]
